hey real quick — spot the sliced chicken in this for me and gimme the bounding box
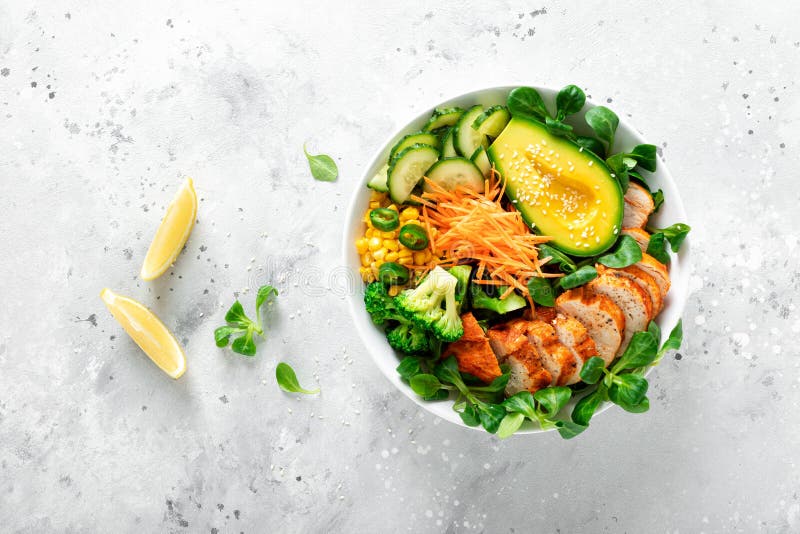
[526,320,580,386]
[553,313,598,371]
[636,253,671,301]
[487,319,530,361]
[533,306,557,324]
[556,288,625,365]
[504,343,552,396]
[621,227,651,252]
[447,313,501,384]
[588,271,652,355]
[609,264,664,316]
[622,183,655,229]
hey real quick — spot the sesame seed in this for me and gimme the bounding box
[588,161,593,166]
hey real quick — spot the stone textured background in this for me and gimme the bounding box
[1,1,798,532]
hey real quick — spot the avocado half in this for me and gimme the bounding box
[487,117,623,257]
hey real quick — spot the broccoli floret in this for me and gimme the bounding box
[386,323,430,354]
[365,282,432,353]
[471,285,527,315]
[364,282,403,325]
[396,267,464,342]
[448,265,473,311]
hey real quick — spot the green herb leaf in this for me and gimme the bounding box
[433,356,465,392]
[214,326,241,347]
[598,235,642,268]
[502,391,538,420]
[538,244,577,273]
[555,420,588,439]
[646,232,670,263]
[496,412,526,439]
[555,85,586,120]
[533,386,572,419]
[225,300,251,327]
[575,136,606,158]
[631,144,657,172]
[527,277,555,307]
[651,190,664,212]
[275,362,319,394]
[255,285,278,312]
[474,373,511,394]
[605,153,633,192]
[231,329,257,356]
[656,319,683,362]
[652,223,691,252]
[572,390,603,426]
[558,265,598,289]
[613,330,659,371]
[584,106,619,152]
[579,356,606,384]
[477,403,507,434]
[647,320,661,342]
[618,396,650,413]
[396,356,422,381]
[303,144,339,182]
[410,374,444,398]
[544,116,574,138]
[459,403,481,427]
[609,374,648,407]
[507,87,550,121]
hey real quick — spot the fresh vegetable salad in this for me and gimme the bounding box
[356,85,689,438]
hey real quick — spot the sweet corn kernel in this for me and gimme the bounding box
[379,231,394,239]
[370,191,385,201]
[385,251,399,262]
[413,251,427,265]
[385,240,399,252]
[360,254,371,267]
[400,207,419,220]
[373,249,386,262]
[397,257,412,265]
[387,204,399,212]
[388,285,401,297]
[398,248,413,258]
[369,201,380,209]
[368,237,382,251]
[355,238,368,254]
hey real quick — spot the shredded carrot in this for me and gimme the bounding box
[411,170,562,302]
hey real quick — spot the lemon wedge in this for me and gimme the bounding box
[100,288,187,379]
[140,177,197,281]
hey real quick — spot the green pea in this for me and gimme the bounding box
[378,262,410,285]
[369,208,399,231]
[398,224,429,251]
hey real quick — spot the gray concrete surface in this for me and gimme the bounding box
[1,1,798,532]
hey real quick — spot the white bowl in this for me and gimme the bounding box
[342,86,690,434]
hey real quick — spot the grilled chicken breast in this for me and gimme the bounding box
[526,320,579,386]
[504,343,552,396]
[622,183,655,229]
[447,313,501,384]
[588,271,652,355]
[556,287,625,365]
[636,253,671,300]
[611,264,663,316]
[553,313,598,372]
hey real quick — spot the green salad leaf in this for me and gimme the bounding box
[276,362,319,394]
[555,85,586,120]
[646,232,670,264]
[597,235,642,268]
[558,265,598,289]
[527,277,555,307]
[507,87,549,122]
[214,285,278,356]
[585,106,619,153]
[303,144,339,182]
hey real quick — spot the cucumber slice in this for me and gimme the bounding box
[388,132,441,163]
[423,107,464,132]
[470,147,492,178]
[367,163,389,192]
[442,128,458,158]
[423,157,485,194]
[454,105,487,157]
[473,105,511,138]
[387,144,440,204]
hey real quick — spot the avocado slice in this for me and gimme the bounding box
[487,118,623,257]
